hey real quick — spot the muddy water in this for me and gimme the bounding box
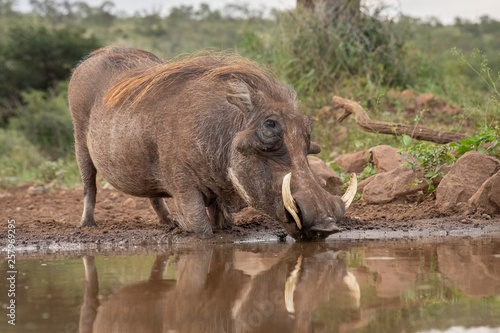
[2,238,500,333]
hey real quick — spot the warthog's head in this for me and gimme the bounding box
[226,78,356,241]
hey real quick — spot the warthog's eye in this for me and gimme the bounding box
[258,118,283,151]
[264,119,276,128]
[262,119,282,136]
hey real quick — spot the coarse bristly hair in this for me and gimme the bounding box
[103,50,296,109]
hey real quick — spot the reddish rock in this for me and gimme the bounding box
[358,176,375,193]
[371,145,404,173]
[436,151,500,208]
[123,197,137,208]
[308,156,343,196]
[400,89,415,100]
[363,166,425,204]
[468,170,500,215]
[27,186,47,195]
[426,164,454,190]
[388,89,416,109]
[415,93,435,108]
[415,93,458,115]
[332,150,369,174]
[102,182,115,190]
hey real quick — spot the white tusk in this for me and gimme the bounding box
[282,172,302,230]
[343,271,361,308]
[284,255,303,314]
[341,173,357,209]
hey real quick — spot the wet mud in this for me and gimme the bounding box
[1,186,500,251]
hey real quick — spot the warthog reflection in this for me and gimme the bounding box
[79,239,500,333]
[79,244,361,333]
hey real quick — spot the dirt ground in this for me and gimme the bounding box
[1,185,500,250]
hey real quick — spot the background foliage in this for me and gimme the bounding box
[0,0,499,187]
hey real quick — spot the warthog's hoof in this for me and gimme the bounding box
[197,232,215,240]
[80,218,98,228]
[158,216,174,226]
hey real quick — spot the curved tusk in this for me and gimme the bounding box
[341,173,357,209]
[343,271,361,308]
[282,173,302,230]
[284,255,303,314]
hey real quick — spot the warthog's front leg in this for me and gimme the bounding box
[174,189,213,237]
[149,197,173,225]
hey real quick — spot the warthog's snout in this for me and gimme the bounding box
[282,172,357,240]
[308,219,342,233]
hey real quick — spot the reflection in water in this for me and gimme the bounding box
[2,238,500,333]
[77,240,500,333]
[80,243,360,333]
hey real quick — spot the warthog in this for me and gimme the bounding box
[80,244,360,333]
[68,46,356,240]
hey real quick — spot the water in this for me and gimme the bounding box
[2,238,500,333]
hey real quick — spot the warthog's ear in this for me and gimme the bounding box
[226,78,254,112]
[308,142,321,154]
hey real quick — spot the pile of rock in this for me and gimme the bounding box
[312,146,500,216]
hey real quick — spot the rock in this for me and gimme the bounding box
[357,176,375,193]
[123,197,136,208]
[415,93,458,115]
[308,156,343,196]
[27,186,47,195]
[102,182,115,190]
[388,89,416,109]
[400,89,415,100]
[415,93,435,108]
[371,145,404,173]
[436,151,500,209]
[468,170,500,215]
[332,150,369,174]
[433,164,453,187]
[362,166,425,204]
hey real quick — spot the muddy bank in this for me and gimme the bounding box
[1,186,500,251]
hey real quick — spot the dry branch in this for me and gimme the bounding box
[333,96,468,144]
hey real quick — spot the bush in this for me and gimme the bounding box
[34,156,81,188]
[398,137,456,193]
[9,82,74,159]
[244,6,412,98]
[0,128,45,185]
[450,128,500,159]
[0,24,101,101]
[398,128,500,194]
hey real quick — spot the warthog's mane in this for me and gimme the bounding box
[103,49,295,109]
[89,46,164,68]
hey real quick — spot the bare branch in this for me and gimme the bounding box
[333,96,467,144]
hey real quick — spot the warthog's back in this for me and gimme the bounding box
[69,47,172,197]
[68,46,163,130]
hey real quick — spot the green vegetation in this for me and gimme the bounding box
[398,127,500,194]
[0,0,499,188]
[450,128,500,158]
[0,26,100,101]
[399,138,456,193]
